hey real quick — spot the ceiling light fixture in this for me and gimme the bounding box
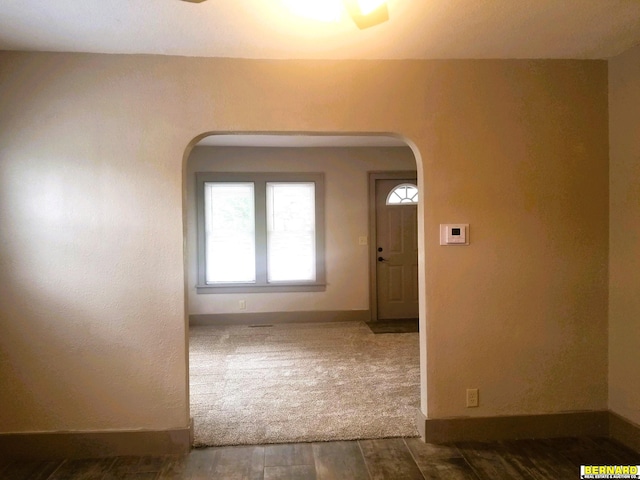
[280,0,389,28]
[344,0,389,29]
[180,0,390,29]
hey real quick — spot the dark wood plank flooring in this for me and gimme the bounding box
[1,437,637,479]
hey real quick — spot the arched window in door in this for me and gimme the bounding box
[386,183,418,205]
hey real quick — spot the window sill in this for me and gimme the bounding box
[196,283,327,294]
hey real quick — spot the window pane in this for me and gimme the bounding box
[267,182,316,282]
[204,182,255,283]
[386,183,418,205]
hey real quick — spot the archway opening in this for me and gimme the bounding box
[182,132,426,447]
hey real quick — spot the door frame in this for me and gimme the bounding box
[368,171,418,322]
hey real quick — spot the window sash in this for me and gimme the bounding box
[204,182,256,284]
[266,182,316,283]
[386,183,418,205]
[196,172,325,293]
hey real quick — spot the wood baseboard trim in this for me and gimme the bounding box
[419,411,609,443]
[609,411,640,453]
[190,310,370,326]
[0,426,192,460]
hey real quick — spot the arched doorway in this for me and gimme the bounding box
[182,133,426,447]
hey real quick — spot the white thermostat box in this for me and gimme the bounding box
[440,224,469,246]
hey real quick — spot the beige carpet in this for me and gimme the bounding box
[189,321,420,447]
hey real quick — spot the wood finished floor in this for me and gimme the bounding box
[1,436,638,479]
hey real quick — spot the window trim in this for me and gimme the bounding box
[196,172,326,294]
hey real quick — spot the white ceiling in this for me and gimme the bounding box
[1,0,639,60]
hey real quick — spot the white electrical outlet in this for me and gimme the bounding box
[466,388,479,408]
[239,300,246,310]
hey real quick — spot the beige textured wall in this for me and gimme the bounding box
[186,146,416,316]
[0,52,608,433]
[609,44,640,426]
[423,60,608,417]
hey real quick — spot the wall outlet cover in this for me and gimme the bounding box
[466,388,479,407]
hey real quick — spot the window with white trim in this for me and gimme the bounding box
[196,172,326,293]
[386,183,418,205]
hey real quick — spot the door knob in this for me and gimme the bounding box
[378,257,387,262]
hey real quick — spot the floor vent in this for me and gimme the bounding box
[249,324,274,328]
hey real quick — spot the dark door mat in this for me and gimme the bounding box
[366,318,419,334]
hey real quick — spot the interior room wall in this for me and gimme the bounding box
[0,52,608,435]
[608,43,640,427]
[423,60,608,418]
[186,145,416,316]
